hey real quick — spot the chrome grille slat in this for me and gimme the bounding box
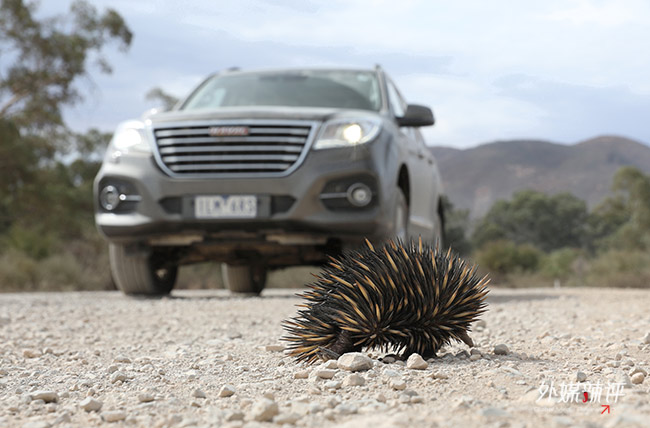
[170,163,292,172]
[156,136,306,146]
[152,121,315,177]
[162,154,299,163]
[155,127,310,138]
[158,145,304,155]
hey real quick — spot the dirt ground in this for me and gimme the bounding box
[0,287,648,428]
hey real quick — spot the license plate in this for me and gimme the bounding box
[194,195,257,219]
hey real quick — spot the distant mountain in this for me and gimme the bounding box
[430,135,650,218]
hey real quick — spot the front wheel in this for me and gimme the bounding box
[221,264,267,295]
[109,243,177,296]
[394,188,409,241]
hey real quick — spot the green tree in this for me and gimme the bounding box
[472,190,588,252]
[0,0,131,244]
[0,0,132,128]
[589,167,650,251]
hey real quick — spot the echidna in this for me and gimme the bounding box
[282,238,489,363]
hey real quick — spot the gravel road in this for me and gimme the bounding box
[1,287,649,428]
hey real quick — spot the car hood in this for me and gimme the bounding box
[146,106,381,124]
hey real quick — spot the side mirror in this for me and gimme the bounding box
[396,104,435,127]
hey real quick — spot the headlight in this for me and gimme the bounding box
[313,119,381,150]
[106,121,151,160]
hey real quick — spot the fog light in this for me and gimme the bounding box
[100,185,121,211]
[347,183,372,207]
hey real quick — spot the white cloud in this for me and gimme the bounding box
[45,0,650,146]
[397,74,546,147]
[544,0,648,26]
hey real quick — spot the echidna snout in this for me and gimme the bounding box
[282,238,489,363]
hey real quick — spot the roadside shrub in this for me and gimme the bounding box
[475,240,542,275]
[539,248,582,280]
[0,233,111,292]
[0,250,41,291]
[585,249,650,288]
[2,224,56,260]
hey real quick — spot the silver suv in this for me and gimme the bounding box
[94,66,444,295]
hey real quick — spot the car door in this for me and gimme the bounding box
[386,79,436,239]
[411,127,440,240]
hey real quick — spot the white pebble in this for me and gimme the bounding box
[102,410,127,423]
[343,373,366,386]
[294,370,309,379]
[324,380,342,390]
[338,352,373,372]
[192,388,207,399]
[576,371,587,382]
[322,360,339,369]
[406,353,428,370]
[264,344,285,352]
[431,371,449,379]
[31,391,58,403]
[79,397,103,412]
[137,392,154,403]
[390,379,407,390]
[631,373,645,385]
[315,369,336,379]
[110,372,126,383]
[494,344,509,355]
[114,355,131,363]
[251,398,279,422]
[383,369,400,377]
[218,385,235,397]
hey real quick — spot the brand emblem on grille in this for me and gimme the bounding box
[208,126,249,136]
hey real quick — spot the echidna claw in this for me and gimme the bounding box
[459,331,474,348]
[317,347,341,361]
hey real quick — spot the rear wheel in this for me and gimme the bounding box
[109,243,177,296]
[222,264,267,295]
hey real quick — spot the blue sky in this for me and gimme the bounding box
[47,0,650,148]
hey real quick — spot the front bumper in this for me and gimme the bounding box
[94,132,401,248]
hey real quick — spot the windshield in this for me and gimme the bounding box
[182,70,381,111]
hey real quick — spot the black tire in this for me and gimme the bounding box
[394,188,409,241]
[436,198,446,248]
[434,212,445,248]
[109,243,177,296]
[222,264,267,295]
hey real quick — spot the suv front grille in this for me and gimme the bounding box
[151,121,316,177]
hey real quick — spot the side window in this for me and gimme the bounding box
[386,80,407,118]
